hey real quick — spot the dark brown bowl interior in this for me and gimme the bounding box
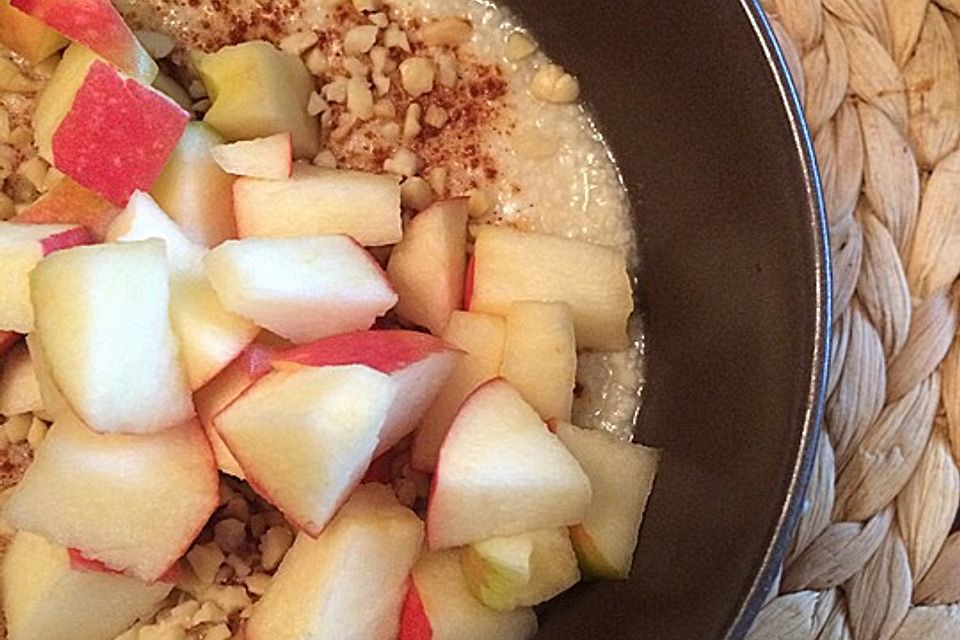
[508,1,830,638]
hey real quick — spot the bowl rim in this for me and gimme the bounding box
[725,2,831,638]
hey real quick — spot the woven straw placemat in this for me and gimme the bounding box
[745,1,960,638]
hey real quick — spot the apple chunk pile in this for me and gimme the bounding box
[0,4,661,636]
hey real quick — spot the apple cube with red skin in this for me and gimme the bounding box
[234,165,402,246]
[246,484,423,640]
[151,121,238,248]
[0,0,66,64]
[51,60,189,207]
[411,311,506,472]
[469,226,634,350]
[4,413,219,582]
[387,198,469,336]
[555,422,660,579]
[14,177,120,240]
[427,379,592,550]
[30,240,195,434]
[214,364,397,535]
[274,330,461,456]
[400,550,537,640]
[194,340,275,478]
[204,236,398,344]
[499,301,577,422]
[11,0,157,80]
[0,221,94,333]
[0,341,42,417]
[2,531,174,640]
[210,132,293,180]
[106,191,260,389]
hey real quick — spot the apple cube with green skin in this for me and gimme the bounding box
[151,121,238,248]
[51,60,189,207]
[469,226,634,350]
[247,484,423,640]
[211,132,293,180]
[11,0,157,80]
[427,379,592,549]
[14,176,120,240]
[205,236,398,344]
[400,550,538,640]
[2,531,173,640]
[461,528,579,611]
[500,300,577,422]
[4,413,219,582]
[214,364,397,535]
[234,165,402,246]
[555,422,660,579]
[274,330,461,457]
[0,341,42,417]
[30,240,195,434]
[411,311,506,473]
[195,41,319,158]
[387,198,469,336]
[0,0,66,64]
[106,191,260,389]
[0,221,94,333]
[194,340,276,478]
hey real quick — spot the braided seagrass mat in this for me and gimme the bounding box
[745,0,960,637]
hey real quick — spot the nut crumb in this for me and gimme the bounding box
[530,63,580,103]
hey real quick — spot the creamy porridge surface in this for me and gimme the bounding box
[0,0,645,636]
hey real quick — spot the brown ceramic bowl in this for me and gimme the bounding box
[510,1,830,638]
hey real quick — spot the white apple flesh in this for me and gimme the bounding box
[210,132,293,180]
[246,484,423,640]
[30,240,195,434]
[204,236,397,344]
[555,422,660,579]
[214,364,397,535]
[4,413,219,582]
[427,379,592,549]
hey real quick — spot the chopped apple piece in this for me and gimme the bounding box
[0,221,94,333]
[14,177,119,240]
[25,333,69,423]
[211,132,293,180]
[0,341,42,417]
[106,191,259,388]
[33,43,99,162]
[195,41,319,157]
[411,311,506,472]
[427,379,591,549]
[10,0,157,80]
[401,550,538,640]
[214,365,397,535]
[194,340,275,478]
[4,414,219,582]
[0,0,66,64]
[275,330,461,456]
[51,61,189,206]
[151,121,237,247]
[470,226,634,350]
[461,528,579,611]
[247,484,424,640]
[500,301,576,422]
[30,240,195,434]
[387,198,469,335]
[234,165,402,246]
[152,70,193,110]
[555,422,659,579]
[205,236,398,344]
[3,531,173,640]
